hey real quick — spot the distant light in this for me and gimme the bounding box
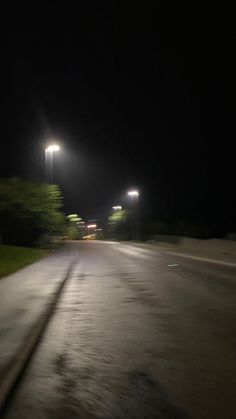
[128,190,139,197]
[95,228,102,231]
[46,145,60,152]
[68,214,81,222]
[83,234,95,239]
[112,205,122,210]
[87,224,97,229]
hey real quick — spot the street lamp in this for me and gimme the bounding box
[127,189,140,240]
[112,205,122,210]
[46,145,60,152]
[128,190,139,197]
[87,224,97,229]
[45,144,60,183]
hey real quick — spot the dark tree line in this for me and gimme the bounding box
[0,178,65,247]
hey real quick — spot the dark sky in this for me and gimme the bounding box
[0,4,235,234]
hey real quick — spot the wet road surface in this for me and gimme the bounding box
[3,241,236,418]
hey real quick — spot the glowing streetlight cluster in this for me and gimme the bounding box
[111,190,140,212]
[46,144,60,152]
[128,190,139,197]
[45,143,61,183]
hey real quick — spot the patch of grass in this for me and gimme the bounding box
[0,245,47,279]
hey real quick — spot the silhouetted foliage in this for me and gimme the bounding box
[0,178,65,246]
[107,210,130,240]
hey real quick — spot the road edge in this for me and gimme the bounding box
[164,251,236,267]
[119,241,236,267]
[0,256,77,413]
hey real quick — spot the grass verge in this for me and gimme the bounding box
[0,245,47,279]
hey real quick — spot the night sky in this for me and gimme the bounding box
[1,5,235,235]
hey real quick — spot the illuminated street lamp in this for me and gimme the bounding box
[127,189,140,240]
[46,145,60,152]
[127,190,139,197]
[127,190,140,207]
[112,205,122,210]
[45,144,60,183]
[87,224,97,229]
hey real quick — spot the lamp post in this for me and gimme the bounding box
[45,144,60,183]
[127,190,140,240]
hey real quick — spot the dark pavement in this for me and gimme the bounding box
[3,241,236,419]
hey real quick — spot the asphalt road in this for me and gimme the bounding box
[3,241,236,419]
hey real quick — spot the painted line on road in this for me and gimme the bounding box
[0,254,78,414]
[165,251,236,268]
[108,241,236,268]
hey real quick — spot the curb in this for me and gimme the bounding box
[0,256,77,412]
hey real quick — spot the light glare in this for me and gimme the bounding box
[128,190,139,197]
[46,145,60,152]
[87,224,97,229]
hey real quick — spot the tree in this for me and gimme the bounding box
[66,214,82,240]
[107,209,130,240]
[0,178,65,247]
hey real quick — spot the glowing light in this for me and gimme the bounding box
[112,206,122,210]
[46,145,60,152]
[83,234,95,239]
[87,224,97,229]
[68,214,81,222]
[128,190,139,197]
